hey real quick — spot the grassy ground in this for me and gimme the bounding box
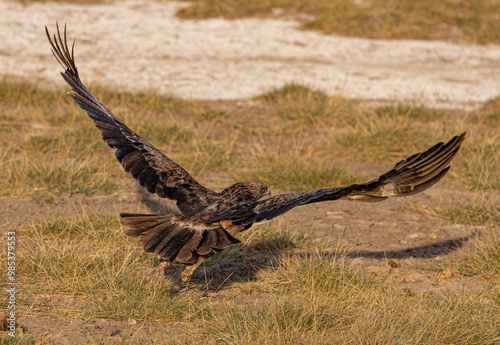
[1,77,499,343]
[177,0,500,44]
[4,213,500,344]
[1,78,497,198]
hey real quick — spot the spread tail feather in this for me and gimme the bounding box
[120,213,240,264]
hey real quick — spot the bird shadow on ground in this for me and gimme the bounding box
[163,233,477,292]
[136,186,177,214]
[135,187,478,290]
[348,235,474,260]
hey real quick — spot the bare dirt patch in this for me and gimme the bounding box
[1,0,500,108]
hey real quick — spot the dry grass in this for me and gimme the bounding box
[12,0,500,44]
[6,213,500,343]
[1,78,498,200]
[457,232,500,281]
[1,77,499,343]
[15,0,500,44]
[402,199,500,227]
[177,0,500,44]
[202,254,500,344]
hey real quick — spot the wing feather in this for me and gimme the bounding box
[220,133,465,225]
[46,24,216,216]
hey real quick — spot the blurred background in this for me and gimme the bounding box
[2,0,500,105]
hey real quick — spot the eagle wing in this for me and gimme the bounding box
[211,133,466,225]
[46,25,216,216]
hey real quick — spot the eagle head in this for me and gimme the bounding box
[220,181,271,202]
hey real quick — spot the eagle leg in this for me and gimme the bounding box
[181,256,207,282]
[150,259,171,285]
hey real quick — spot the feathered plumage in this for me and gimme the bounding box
[46,24,466,281]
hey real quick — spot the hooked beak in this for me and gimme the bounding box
[267,187,272,197]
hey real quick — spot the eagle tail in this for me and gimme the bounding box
[120,213,240,265]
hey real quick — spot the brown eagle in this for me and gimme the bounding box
[47,25,465,281]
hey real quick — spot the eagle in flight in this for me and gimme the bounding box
[47,25,465,281]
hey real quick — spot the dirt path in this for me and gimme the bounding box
[1,0,500,107]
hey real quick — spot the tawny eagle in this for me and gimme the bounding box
[47,25,465,281]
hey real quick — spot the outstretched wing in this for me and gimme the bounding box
[218,133,466,225]
[46,24,216,216]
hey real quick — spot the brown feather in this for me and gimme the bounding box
[176,232,203,263]
[121,151,143,171]
[48,25,466,280]
[156,227,194,260]
[196,229,217,256]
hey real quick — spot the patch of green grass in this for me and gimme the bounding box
[260,252,379,296]
[3,151,122,197]
[248,224,310,253]
[374,103,445,122]
[258,83,352,124]
[20,238,138,295]
[94,86,198,115]
[182,135,239,173]
[201,298,340,344]
[0,77,69,110]
[18,214,156,297]
[334,104,498,194]
[0,337,54,345]
[0,79,120,197]
[4,73,500,343]
[243,149,359,192]
[11,211,500,344]
[195,109,231,122]
[88,273,196,322]
[0,77,207,198]
[23,214,123,240]
[334,106,440,162]
[454,133,500,192]
[177,0,500,44]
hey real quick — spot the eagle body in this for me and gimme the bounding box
[47,25,465,281]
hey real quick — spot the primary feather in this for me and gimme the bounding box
[47,24,465,280]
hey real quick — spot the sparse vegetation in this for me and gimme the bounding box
[203,254,500,344]
[6,214,500,343]
[177,0,500,44]
[1,76,499,343]
[458,233,500,280]
[257,83,352,124]
[402,200,500,227]
[3,79,497,199]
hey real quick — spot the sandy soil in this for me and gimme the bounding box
[1,0,500,108]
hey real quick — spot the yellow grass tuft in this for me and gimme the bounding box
[177,0,500,44]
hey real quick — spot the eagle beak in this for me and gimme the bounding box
[267,188,272,197]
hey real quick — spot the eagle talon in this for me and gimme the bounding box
[181,269,193,283]
[181,256,207,282]
[150,261,170,285]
